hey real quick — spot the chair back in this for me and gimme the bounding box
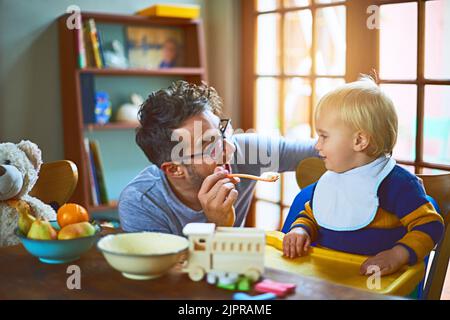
[418,173,450,300]
[296,157,326,189]
[29,160,78,208]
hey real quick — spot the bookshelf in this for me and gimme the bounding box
[58,11,207,216]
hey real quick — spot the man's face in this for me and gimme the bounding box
[174,110,236,188]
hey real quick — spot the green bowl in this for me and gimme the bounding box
[15,221,101,264]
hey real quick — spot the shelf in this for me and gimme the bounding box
[78,67,205,77]
[85,122,138,131]
[80,11,200,27]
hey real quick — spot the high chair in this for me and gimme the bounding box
[418,173,450,299]
[282,157,450,299]
[29,160,78,210]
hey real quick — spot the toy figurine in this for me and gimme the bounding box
[116,93,143,123]
[94,91,112,125]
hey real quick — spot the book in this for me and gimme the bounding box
[83,21,95,67]
[80,73,95,124]
[75,13,86,68]
[96,28,106,68]
[87,19,103,68]
[84,138,99,206]
[136,4,200,19]
[89,139,109,205]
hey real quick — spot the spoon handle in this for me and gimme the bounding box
[226,173,277,182]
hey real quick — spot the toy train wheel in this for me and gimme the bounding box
[188,266,205,281]
[244,268,261,282]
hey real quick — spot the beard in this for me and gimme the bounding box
[185,165,207,190]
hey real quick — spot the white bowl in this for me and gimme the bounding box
[97,232,189,280]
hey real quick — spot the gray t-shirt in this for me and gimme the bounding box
[118,133,318,236]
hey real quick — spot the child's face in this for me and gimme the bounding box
[314,110,359,173]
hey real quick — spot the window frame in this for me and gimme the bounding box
[241,0,449,228]
[376,0,450,173]
[242,0,351,228]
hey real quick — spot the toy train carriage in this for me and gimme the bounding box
[182,223,265,282]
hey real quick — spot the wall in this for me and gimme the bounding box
[204,0,242,128]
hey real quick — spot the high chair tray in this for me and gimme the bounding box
[265,231,425,296]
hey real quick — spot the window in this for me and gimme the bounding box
[378,0,450,175]
[242,0,347,230]
[242,0,449,230]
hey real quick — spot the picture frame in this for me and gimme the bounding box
[126,26,184,69]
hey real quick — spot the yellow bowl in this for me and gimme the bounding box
[97,232,189,280]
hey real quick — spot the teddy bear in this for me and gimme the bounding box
[0,140,56,247]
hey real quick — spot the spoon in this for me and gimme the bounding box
[226,172,280,182]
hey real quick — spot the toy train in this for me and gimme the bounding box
[182,223,265,282]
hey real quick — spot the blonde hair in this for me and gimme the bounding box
[314,75,398,157]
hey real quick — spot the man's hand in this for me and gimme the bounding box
[283,227,311,258]
[198,167,239,227]
[360,245,410,276]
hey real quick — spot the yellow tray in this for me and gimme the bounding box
[136,4,200,19]
[265,231,425,296]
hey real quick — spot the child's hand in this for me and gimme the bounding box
[360,245,410,276]
[283,227,311,258]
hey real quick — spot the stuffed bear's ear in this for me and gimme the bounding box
[17,140,43,171]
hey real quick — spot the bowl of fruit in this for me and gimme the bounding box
[15,202,100,264]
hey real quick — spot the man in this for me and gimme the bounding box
[118,81,318,236]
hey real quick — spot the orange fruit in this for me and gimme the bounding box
[57,203,89,228]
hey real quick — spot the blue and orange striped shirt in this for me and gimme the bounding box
[290,165,444,265]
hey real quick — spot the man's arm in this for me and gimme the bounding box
[232,133,318,175]
[277,136,319,172]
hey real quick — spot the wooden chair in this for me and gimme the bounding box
[295,157,450,299]
[29,160,78,208]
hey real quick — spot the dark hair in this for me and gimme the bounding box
[136,81,223,167]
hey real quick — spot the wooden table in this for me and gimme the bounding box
[0,243,402,300]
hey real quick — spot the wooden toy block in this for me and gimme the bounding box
[206,273,216,285]
[254,279,297,297]
[233,292,277,300]
[237,277,251,291]
[261,279,296,293]
[217,282,236,290]
[254,282,289,297]
[218,272,239,285]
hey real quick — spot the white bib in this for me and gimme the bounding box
[313,156,396,231]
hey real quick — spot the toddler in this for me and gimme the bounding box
[283,76,444,276]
